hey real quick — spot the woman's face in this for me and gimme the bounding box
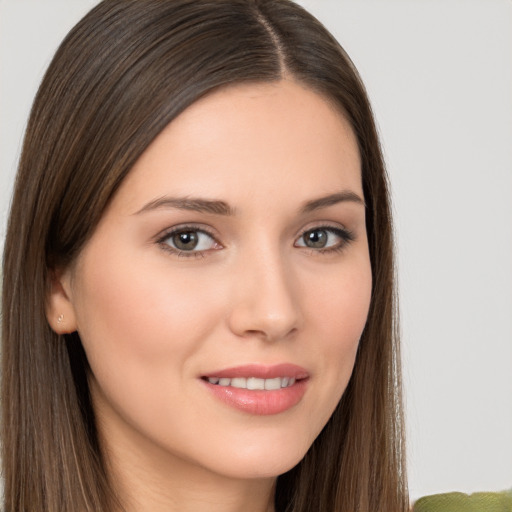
[53,80,372,481]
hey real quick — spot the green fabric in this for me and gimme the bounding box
[413,490,512,512]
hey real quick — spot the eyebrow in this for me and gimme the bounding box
[134,196,235,216]
[300,191,366,213]
[134,190,365,216]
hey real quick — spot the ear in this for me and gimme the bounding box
[46,269,78,334]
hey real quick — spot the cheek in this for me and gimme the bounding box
[75,247,214,343]
[308,257,372,346]
[70,247,224,402]
[70,249,232,452]
[303,259,372,411]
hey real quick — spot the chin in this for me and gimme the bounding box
[200,432,313,480]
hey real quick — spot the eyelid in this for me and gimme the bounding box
[294,223,356,252]
[294,221,351,239]
[155,223,222,256]
[155,222,214,240]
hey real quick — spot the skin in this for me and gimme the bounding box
[48,79,372,512]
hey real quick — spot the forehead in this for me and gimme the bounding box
[112,79,362,214]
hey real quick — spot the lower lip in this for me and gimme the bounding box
[202,379,308,415]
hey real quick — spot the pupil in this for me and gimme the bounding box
[174,231,198,250]
[305,229,327,248]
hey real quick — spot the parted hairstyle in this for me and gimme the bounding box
[1,0,408,510]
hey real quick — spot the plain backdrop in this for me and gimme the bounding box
[1,0,511,502]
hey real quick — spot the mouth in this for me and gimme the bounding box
[200,364,309,415]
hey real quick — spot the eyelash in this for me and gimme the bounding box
[156,224,218,259]
[299,225,355,255]
[156,224,355,259]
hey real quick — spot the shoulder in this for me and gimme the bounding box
[412,489,512,512]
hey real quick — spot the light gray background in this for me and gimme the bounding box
[1,0,511,501]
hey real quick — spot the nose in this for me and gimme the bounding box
[227,249,302,342]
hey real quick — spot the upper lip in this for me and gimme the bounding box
[202,363,309,380]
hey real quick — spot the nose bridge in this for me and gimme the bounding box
[228,239,301,341]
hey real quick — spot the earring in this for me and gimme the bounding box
[57,314,64,324]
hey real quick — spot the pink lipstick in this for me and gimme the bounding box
[201,364,309,415]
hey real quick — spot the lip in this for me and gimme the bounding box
[201,364,309,415]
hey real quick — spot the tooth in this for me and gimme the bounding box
[264,377,281,390]
[247,377,265,390]
[231,377,247,389]
[210,376,297,389]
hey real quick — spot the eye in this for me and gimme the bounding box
[295,226,354,251]
[158,227,220,255]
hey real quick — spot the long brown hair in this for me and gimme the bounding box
[1,1,407,510]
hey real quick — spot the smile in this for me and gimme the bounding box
[205,376,296,390]
[201,364,309,415]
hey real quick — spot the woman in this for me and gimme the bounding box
[1,0,407,510]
